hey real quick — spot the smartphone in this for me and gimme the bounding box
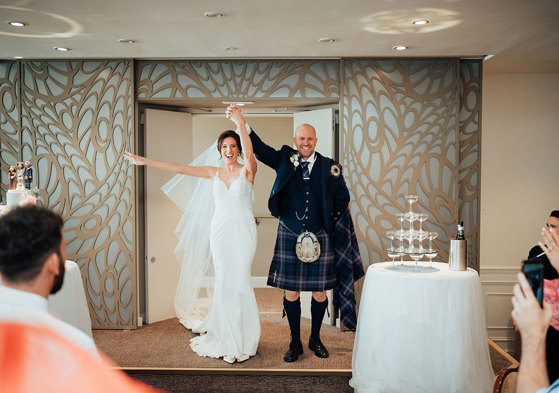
[522,259,544,306]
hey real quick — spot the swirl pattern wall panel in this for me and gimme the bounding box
[19,61,135,328]
[459,61,482,270]
[341,59,461,269]
[136,60,340,99]
[0,61,20,201]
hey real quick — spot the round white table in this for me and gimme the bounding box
[48,260,92,338]
[350,262,494,393]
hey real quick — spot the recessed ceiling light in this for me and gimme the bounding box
[392,45,408,51]
[412,20,429,25]
[224,47,237,51]
[222,101,254,105]
[318,38,335,44]
[13,56,23,59]
[204,11,224,18]
[8,21,27,27]
[54,47,71,52]
[118,39,136,44]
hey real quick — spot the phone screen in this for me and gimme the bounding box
[522,260,544,306]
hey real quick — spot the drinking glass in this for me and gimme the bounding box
[425,232,438,267]
[387,250,402,267]
[386,230,395,251]
[415,230,428,253]
[395,229,406,253]
[417,213,428,232]
[424,250,438,267]
[397,213,405,231]
[427,231,438,252]
[404,195,419,212]
[406,229,416,253]
[405,211,418,231]
[409,251,424,271]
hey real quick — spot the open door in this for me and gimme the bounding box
[144,108,192,324]
[293,108,337,325]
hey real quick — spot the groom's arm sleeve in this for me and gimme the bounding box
[333,169,350,218]
[249,128,281,170]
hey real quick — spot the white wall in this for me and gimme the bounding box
[480,72,559,352]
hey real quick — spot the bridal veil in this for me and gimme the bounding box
[161,142,223,330]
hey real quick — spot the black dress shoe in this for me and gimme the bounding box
[308,336,329,358]
[284,342,303,362]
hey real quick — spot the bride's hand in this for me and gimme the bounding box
[226,104,244,126]
[124,151,146,166]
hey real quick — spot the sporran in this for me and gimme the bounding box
[296,230,321,263]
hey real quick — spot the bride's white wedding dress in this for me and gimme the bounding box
[189,168,260,361]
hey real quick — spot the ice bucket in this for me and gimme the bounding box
[449,239,467,271]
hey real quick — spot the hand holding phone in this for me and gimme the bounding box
[522,259,544,306]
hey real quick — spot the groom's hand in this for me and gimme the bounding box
[226,104,244,125]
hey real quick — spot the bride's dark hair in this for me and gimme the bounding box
[217,130,243,157]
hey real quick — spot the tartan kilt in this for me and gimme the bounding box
[267,223,336,291]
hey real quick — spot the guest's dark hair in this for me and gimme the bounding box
[217,130,242,156]
[0,206,63,283]
[551,210,559,219]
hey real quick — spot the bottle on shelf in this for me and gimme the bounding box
[456,221,465,240]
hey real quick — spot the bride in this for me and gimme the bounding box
[124,106,260,363]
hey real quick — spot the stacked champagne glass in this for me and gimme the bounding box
[386,195,438,268]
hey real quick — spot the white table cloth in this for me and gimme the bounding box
[48,260,92,338]
[350,262,494,393]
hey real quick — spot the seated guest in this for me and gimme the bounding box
[0,322,163,393]
[513,226,559,393]
[528,210,559,383]
[0,206,97,356]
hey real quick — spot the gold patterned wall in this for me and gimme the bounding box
[0,60,136,329]
[341,59,481,270]
[137,58,481,271]
[136,60,340,99]
[0,62,20,201]
[1,58,481,331]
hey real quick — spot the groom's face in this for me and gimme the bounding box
[294,125,318,160]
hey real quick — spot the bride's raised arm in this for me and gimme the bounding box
[226,105,257,180]
[123,151,216,179]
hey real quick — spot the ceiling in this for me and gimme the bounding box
[1,0,558,74]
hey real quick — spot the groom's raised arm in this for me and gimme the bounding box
[248,128,281,170]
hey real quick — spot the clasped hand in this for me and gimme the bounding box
[225,104,244,126]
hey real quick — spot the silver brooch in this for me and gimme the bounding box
[330,164,341,177]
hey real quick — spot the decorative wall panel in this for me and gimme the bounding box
[341,59,461,269]
[19,60,135,328]
[136,60,340,100]
[459,61,482,270]
[0,61,20,201]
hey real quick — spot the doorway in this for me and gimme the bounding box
[137,101,339,325]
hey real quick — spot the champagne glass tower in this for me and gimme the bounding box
[385,195,438,266]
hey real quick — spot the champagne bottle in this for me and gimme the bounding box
[456,221,465,240]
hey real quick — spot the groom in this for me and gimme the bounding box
[228,107,350,362]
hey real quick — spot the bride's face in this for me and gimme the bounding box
[220,136,240,163]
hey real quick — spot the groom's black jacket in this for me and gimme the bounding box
[249,129,350,234]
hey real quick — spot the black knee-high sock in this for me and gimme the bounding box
[310,297,328,339]
[283,297,301,345]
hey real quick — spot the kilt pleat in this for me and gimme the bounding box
[267,223,335,291]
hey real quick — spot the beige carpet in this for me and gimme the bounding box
[94,312,354,370]
[93,288,514,375]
